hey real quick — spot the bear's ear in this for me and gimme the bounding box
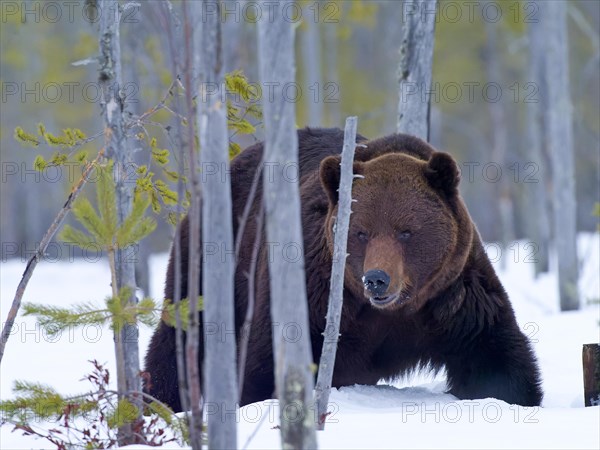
[424,152,460,196]
[320,156,364,205]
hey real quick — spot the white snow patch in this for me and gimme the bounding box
[1,234,598,449]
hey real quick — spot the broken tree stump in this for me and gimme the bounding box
[582,343,600,407]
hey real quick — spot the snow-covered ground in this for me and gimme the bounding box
[1,233,599,449]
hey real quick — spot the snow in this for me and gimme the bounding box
[1,233,599,449]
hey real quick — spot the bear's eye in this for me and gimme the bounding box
[357,231,368,242]
[398,230,412,241]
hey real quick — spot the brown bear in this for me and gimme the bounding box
[144,127,543,411]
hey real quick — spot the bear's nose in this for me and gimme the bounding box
[363,270,390,296]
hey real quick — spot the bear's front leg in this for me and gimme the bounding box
[443,320,543,407]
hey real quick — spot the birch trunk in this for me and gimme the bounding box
[397,0,438,140]
[324,23,340,127]
[197,1,239,448]
[183,2,203,449]
[541,1,580,311]
[314,117,358,430]
[258,1,318,447]
[526,4,551,275]
[97,0,141,445]
[301,2,323,126]
[483,10,515,256]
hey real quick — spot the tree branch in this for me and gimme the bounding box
[0,149,105,364]
[314,117,358,430]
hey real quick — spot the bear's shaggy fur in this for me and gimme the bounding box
[144,128,543,411]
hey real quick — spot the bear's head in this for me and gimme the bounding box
[320,142,474,311]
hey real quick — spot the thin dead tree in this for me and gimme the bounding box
[541,1,580,311]
[156,0,192,417]
[0,149,103,364]
[483,9,515,255]
[301,1,323,126]
[526,3,551,275]
[314,117,358,430]
[97,0,142,444]
[197,0,239,448]
[258,1,318,447]
[397,0,438,140]
[182,1,203,449]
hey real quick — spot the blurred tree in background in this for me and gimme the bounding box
[1,0,598,260]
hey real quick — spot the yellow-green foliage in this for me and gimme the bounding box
[22,289,159,336]
[14,124,92,172]
[0,381,97,423]
[107,399,140,429]
[14,127,40,147]
[0,361,185,448]
[60,164,157,251]
[161,297,204,330]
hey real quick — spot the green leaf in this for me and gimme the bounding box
[50,151,68,166]
[146,401,175,425]
[96,166,118,239]
[33,155,47,171]
[136,297,160,328]
[73,128,87,140]
[71,197,108,245]
[163,169,180,182]
[151,148,169,166]
[228,118,256,135]
[14,127,40,146]
[229,142,241,159]
[59,224,97,249]
[244,103,263,120]
[75,150,88,163]
[22,301,108,335]
[154,180,178,206]
[116,193,156,247]
[107,399,139,429]
[161,297,203,330]
[150,190,161,213]
[43,131,71,147]
[225,70,256,102]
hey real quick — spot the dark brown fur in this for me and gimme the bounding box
[144,127,543,411]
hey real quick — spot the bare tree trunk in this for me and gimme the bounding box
[124,31,151,297]
[197,1,239,448]
[583,343,600,407]
[379,1,404,134]
[541,1,580,311]
[324,23,340,128]
[301,2,323,126]
[98,0,141,445]
[183,2,203,448]
[397,0,438,140]
[483,9,515,258]
[258,1,318,447]
[314,117,357,430]
[526,4,551,275]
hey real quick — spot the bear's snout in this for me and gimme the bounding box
[363,269,390,297]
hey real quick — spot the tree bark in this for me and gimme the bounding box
[483,8,515,258]
[397,0,438,140]
[183,2,203,449]
[583,344,600,407]
[258,1,318,447]
[324,23,340,127]
[301,2,323,126]
[541,0,580,311]
[526,3,551,275]
[97,0,141,445]
[314,117,357,430]
[197,1,239,448]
